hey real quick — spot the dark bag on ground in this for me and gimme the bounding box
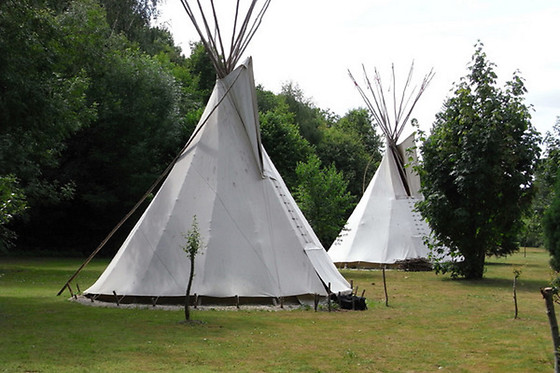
[338,294,367,310]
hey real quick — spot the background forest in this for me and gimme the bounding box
[1,0,558,262]
[0,0,381,255]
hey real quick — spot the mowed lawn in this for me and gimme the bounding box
[0,248,555,372]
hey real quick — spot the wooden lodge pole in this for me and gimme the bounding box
[383,266,389,307]
[541,287,560,373]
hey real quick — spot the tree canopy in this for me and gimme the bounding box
[417,42,541,279]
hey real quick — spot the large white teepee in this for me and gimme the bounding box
[63,0,350,304]
[328,64,435,267]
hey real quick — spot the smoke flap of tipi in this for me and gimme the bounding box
[328,63,438,267]
[59,0,351,305]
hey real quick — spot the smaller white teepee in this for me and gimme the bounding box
[328,64,436,267]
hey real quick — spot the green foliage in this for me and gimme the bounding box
[186,42,216,104]
[98,0,160,52]
[259,105,314,190]
[0,176,27,252]
[316,120,380,197]
[0,0,96,205]
[544,171,560,271]
[279,82,325,145]
[295,155,355,247]
[336,108,383,156]
[183,216,203,260]
[2,0,197,252]
[525,117,560,248]
[418,42,541,279]
[182,215,203,321]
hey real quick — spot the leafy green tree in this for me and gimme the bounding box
[521,120,560,249]
[295,155,355,247]
[259,105,314,190]
[336,109,383,156]
[315,127,372,197]
[256,84,282,113]
[99,0,160,51]
[417,42,541,279]
[182,216,203,322]
[316,109,383,198]
[8,0,190,251]
[544,170,560,271]
[0,176,27,252]
[186,42,217,104]
[0,0,96,207]
[279,83,324,145]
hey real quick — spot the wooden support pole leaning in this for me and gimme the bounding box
[541,287,560,373]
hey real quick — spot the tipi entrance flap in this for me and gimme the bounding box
[304,244,351,294]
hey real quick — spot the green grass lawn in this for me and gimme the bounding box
[0,248,555,372]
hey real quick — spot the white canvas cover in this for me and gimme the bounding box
[328,134,432,265]
[85,59,350,301]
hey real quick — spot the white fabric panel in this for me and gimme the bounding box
[328,136,433,265]
[85,58,350,300]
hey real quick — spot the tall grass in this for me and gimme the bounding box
[0,248,555,372]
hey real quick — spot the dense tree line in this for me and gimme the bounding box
[0,0,381,254]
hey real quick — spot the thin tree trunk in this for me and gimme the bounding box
[541,287,560,373]
[185,256,195,321]
[513,275,518,319]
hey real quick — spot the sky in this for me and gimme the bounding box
[156,0,560,138]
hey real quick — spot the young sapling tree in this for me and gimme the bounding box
[182,216,203,322]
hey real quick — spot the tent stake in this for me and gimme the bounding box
[151,297,158,307]
[194,294,198,309]
[280,297,284,309]
[236,295,240,309]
